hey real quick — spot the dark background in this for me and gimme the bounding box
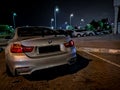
[0,0,114,27]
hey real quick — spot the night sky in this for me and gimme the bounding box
[0,0,114,28]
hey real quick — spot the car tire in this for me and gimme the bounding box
[6,64,13,77]
[77,34,81,37]
[6,64,17,77]
[89,33,93,36]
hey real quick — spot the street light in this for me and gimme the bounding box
[54,6,59,29]
[81,19,84,22]
[70,13,74,26]
[13,12,17,29]
[51,18,54,29]
[64,21,68,29]
[65,21,68,25]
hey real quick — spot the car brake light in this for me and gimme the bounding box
[64,40,74,47]
[11,44,34,53]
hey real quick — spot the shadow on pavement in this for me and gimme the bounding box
[24,54,92,81]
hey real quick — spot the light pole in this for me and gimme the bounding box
[80,19,84,28]
[70,13,74,26]
[13,12,17,29]
[54,6,59,29]
[51,18,54,29]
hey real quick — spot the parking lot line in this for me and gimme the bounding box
[83,51,120,68]
[77,47,120,54]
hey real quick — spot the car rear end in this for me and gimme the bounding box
[5,26,77,76]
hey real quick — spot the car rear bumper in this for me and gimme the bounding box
[7,52,77,75]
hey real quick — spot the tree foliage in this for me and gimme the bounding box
[85,18,112,31]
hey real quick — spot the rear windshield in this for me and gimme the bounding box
[17,27,55,37]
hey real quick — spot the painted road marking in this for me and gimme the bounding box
[81,50,120,68]
[77,47,120,54]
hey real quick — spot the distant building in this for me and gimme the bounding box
[114,0,120,34]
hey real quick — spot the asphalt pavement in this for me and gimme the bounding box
[74,34,120,55]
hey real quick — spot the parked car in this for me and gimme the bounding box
[65,30,74,37]
[94,29,112,35]
[0,25,14,39]
[72,29,95,37]
[85,30,96,36]
[72,29,86,37]
[5,26,77,76]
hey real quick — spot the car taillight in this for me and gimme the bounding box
[64,40,74,47]
[11,44,34,53]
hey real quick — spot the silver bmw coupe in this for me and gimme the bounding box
[5,26,77,76]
